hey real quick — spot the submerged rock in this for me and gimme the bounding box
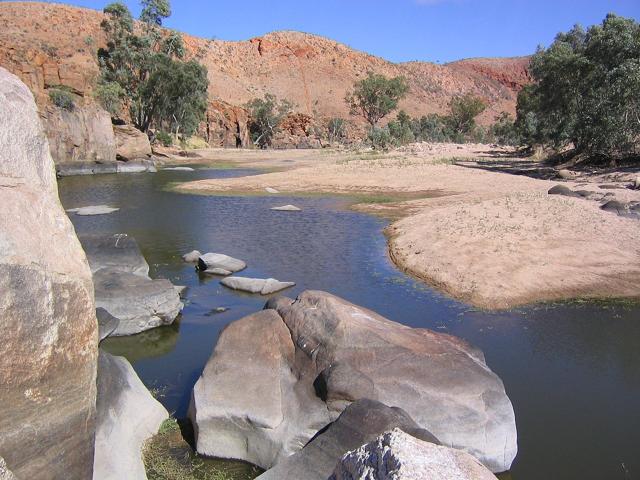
[182,250,202,263]
[94,268,183,336]
[57,161,118,176]
[163,166,195,172]
[270,204,302,211]
[0,67,98,479]
[116,160,157,173]
[70,205,120,216]
[220,276,296,295]
[197,253,246,273]
[330,429,498,480]
[190,291,517,473]
[94,351,168,480]
[80,234,150,277]
[265,187,280,194]
[257,399,439,480]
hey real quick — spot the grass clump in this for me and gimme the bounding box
[143,418,262,480]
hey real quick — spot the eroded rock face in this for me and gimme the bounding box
[0,67,98,479]
[43,104,116,164]
[114,124,152,161]
[257,399,439,480]
[94,351,168,480]
[190,291,517,473]
[330,429,498,480]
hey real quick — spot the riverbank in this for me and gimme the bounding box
[175,143,640,309]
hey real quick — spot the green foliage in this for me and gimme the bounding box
[490,112,520,146]
[413,113,450,142]
[48,87,75,111]
[155,131,173,146]
[245,94,293,148]
[516,14,640,158]
[446,94,486,136]
[98,0,208,136]
[327,117,347,143]
[94,81,125,116]
[387,110,415,146]
[367,126,394,150]
[346,73,409,126]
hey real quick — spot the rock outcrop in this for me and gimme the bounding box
[43,104,116,164]
[0,67,98,479]
[94,351,168,480]
[189,291,517,473]
[81,234,183,336]
[330,429,498,480]
[257,399,439,480]
[114,124,152,161]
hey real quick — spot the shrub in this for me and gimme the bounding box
[414,114,450,143]
[490,112,520,146]
[94,81,125,117]
[367,126,394,150]
[155,131,173,146]
[446,94,486,136]
[345,73,409,127]
[245,94,292,148]
[387,110,415,146]
[48,87,75,111]
[327,117,346,143]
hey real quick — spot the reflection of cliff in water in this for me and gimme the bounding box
[102,321,180,364]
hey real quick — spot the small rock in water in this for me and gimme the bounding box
[220,276,295,295]
[271,204,302,212]
[205,307,229,316]
[69,205,120,216]
[265,187,279,194]
[203,268,233,276]
[182,250,202,263]
[163,166,195,171]
[198,253,246,273]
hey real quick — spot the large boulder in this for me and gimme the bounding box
[190,291,517,473]
[0,67,98,478]
[80,234,150,277]
[94,351,168,480]
[330,429,498,480]
[94,268,183,336]
[114,124,152,161]
[257,399,439,480]
[43,104,116,165]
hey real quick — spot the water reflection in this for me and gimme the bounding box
[58,167,640,480]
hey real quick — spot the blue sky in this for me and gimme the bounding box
[34,0,640,62]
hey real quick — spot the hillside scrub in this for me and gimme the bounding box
[346,73,409,127]
[98,0,208,137]
[516,13,640,160]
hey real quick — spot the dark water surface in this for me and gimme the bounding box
[58,167,640,480]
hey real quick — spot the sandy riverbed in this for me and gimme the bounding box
[175,143,640,309]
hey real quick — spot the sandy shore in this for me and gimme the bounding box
[175,144,640,309]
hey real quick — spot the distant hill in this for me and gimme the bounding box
[0,2,531,150]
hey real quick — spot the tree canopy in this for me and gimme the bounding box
[97,0,208,137]
[516,13,640,158]
[245,94,293,148]
[345,73,409,127]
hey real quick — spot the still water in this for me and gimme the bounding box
[58,167,640,480]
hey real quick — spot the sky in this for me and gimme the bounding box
[30,0,640,63]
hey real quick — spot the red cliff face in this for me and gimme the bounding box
[0,2,531,152]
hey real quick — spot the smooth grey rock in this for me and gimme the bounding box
[316,363,378,415]
[94,268,183,336]
[116,160,157,173]
[96,308,120,342]
[601,200,629,215]
[163,166,195,171]
[0,457,17,480]
[548,184,581,198]
[190,291,517,473]
[257,399,439,480]
[182,250,202,263]
[330,429,498,480]
[265,187,280,194]
[271,204,302,211]
[198,253,246,273]
[80,234,150,277]
[204,268,233,276]
[220,277,296,295]
[72,205,120,216]
[57,161,118,176]
[0,67,98,479]
[94,351,168,480]
[189,310,331,470]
